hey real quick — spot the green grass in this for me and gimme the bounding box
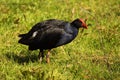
[0,0,120,80]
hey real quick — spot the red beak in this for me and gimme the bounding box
[82,23,87,29]
[80,19,88,29]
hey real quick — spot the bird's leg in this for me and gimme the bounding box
[38,49,44,62]
[46,50,51,63]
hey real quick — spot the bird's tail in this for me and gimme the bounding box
[18,34,27,37]
[18,33,30,45]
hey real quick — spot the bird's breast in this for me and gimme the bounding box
[55,27,78,47]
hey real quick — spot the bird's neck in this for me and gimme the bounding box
[65,24,79,38]
[71,27,79,38]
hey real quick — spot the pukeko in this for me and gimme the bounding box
[18,18,88,63]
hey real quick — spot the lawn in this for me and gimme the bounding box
[0,0,120,80]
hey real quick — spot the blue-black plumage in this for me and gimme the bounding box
[18,18,87,63]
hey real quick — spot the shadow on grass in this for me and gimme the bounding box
[5,51,39,64]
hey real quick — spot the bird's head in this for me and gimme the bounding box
[71,18,88,29]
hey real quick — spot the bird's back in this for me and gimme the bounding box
[18,19,79,50]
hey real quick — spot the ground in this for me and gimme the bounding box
[0,0,120,80]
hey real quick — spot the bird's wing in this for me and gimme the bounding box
[28,26,73,49]
[27,19,68,35]
[28,25,64,44]
[19,19,71,46]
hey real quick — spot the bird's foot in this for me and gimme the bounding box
[39,57,43,63]
[46,55,50,63]
[46,50,50,63]
[38,50,44,63]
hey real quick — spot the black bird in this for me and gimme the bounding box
[18,18,88,63]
